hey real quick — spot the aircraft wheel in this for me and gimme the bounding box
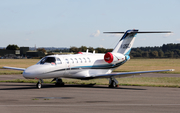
[109,80,117,88]
[36,82,42,89]
[112,81,117,88]
[55,79,64,87]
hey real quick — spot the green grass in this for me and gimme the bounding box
[0,59,39,75]
[0,59,39,68]
[114,59,180,74]
[1,77,180,88]
[0,70,23,75]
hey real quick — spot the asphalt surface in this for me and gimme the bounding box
[0,74,180,113]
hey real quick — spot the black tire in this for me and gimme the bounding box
[112,81,116,88]
[36,82,41,89]
[55,82,64,87]
[109,80,117,88]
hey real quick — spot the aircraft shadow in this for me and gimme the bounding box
[62,84,146,90]
[0,83,146,90]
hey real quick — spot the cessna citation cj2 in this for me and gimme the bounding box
[3,29,174,89]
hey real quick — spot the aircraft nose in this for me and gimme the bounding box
[23,68,36,79]
[23,70,32,79]
[23,65,44,79]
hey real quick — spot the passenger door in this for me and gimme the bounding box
[55,57,65,76]
[63,58,71,76]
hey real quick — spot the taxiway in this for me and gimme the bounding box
[0,79,180,113]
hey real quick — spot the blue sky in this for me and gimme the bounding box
[0,0,179,48]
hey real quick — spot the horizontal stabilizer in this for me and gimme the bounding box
[3,66,26,71]
[103,31,172,34]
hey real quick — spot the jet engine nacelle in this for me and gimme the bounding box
[104,52,126,64]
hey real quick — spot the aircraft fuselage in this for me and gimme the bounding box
[23,53,127,79]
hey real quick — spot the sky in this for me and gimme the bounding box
[0,0,180,49]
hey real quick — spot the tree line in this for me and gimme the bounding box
[69,46,113,53]
[68,44,180,58]
[5,43,180,58]
[130,43,180,58]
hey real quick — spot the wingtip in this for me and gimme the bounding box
[169,69,175,71]
[3,66,8,68]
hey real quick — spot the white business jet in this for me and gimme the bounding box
[3,29,174,89]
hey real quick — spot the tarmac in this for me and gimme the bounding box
[0,74,180,113]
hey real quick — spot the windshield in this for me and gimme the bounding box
[39,57,56,64]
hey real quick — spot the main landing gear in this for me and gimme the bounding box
[55,78,64,87]
[109,77,119,88]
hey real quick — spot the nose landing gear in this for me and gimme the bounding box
[36,79,43,89]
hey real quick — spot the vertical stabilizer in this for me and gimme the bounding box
[112,29,138,55]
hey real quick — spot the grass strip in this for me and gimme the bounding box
[0,77,180,88]
[0,71,23,75]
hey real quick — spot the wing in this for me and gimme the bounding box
[3,66,26,71]
[89,69,174,79]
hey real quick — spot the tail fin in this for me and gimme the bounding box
[104,29,171,55]
[106,29,138,55]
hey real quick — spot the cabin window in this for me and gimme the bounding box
[79,58,82,63]
[74,58,78,63]
[65,59,69,64]
[83,58,86,63]
[70,58,74,63]
[56,58,62,64]
[87,57,91,62]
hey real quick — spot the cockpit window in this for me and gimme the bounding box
[39,57,46,64]
[56,58,62,64]
[40,57,56,64]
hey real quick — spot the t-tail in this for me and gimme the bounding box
[104,29,172,55]
[103,29,172,63]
